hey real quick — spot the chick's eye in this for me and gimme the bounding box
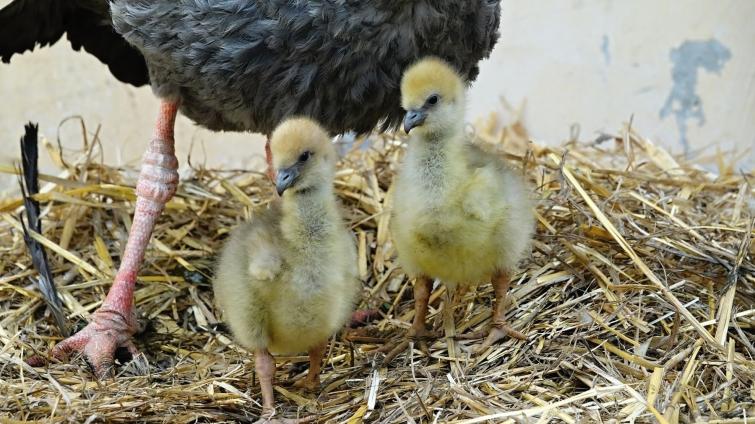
[427,95,439,106]
[299,151,311,162]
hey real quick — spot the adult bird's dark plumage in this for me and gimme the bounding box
[109,0,501,135]
[2,0,500,134]
[18,123,69,337]
[1,0,502,377]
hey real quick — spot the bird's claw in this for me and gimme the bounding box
[292,375,320,393]
[475,321,526,354]
[258,407,277,423]
[408,327,439,356]
[254,408,314,424]
[380,327,438,365]
[49,304,139,379]
[254,418,312,424]
[408,326,438,341]
[380,339,410,365]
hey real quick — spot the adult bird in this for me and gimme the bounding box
[0,0,502,377]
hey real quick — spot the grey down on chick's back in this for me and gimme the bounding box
[1,0,502,136]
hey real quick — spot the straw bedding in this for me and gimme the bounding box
[0,113,753,423]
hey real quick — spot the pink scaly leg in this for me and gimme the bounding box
[50,99,180,378]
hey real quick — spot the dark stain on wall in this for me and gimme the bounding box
[660,39,731,155]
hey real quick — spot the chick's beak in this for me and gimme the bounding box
[275,166,300,196]
[403,109,427,134]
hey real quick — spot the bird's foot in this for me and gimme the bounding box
[380,326,439,365]
[474,321,526,354]
[407,326,438,351]
[48,304,139,378]
[254,418,310,424]
[292,374,320,393]
[255,408,314,424]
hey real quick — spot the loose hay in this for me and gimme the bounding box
[0,113,753,423]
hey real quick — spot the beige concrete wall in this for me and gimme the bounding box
[468,0,755,166]
[1,0,753,195]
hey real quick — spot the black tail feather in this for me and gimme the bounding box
[19,122,69,336]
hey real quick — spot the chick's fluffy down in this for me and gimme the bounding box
[392,143,535,286]
[213,203,359,354]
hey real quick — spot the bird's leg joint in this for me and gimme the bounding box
[136,138,179,209]
[90,304,139,337]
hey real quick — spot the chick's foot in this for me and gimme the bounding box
[292,341,326,393]
[380,326,439,364]
[50,303,139,378]
[292,374,320,393]
[475,320,526,354]
[254,411,314,424]
[380,276,437,364]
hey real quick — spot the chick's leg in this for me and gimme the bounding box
[477,271,526,353]
[255,349,314,424]
[293,341,327,392]
[382,276,435,364]
[50,100,180,378]
[256,348,278,418]
[409,276,434,341]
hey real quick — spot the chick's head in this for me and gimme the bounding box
[270,117,335,196]
[401,57,465,136]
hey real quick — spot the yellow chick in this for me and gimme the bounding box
[388,57,535,359]
[213,118,359,421]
